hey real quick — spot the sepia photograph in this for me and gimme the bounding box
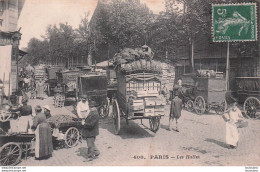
[0,0,259,168]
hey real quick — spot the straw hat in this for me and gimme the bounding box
[43,105,51,111]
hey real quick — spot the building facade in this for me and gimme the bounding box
[0,0,26,94]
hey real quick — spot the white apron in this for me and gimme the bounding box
[226,110,240,146]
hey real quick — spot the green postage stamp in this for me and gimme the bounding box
[212,3,257,42]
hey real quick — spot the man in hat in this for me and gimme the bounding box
[81,107,100,161]
[168,91,183,132]
[77,95,90,119]
[43,105,52,119]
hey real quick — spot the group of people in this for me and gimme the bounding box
[77,95,100,161]
[168,79,246,149]
[11,100,53,159]
[18,68,46,102]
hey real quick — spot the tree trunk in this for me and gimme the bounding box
[191,38,194,72]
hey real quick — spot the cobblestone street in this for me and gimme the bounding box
[18,96,260,166]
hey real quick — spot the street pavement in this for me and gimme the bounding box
[18,96,260,166]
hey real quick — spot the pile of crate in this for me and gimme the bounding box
[128,90,165,117]
[161,62,175,91]
[54,94,65,108]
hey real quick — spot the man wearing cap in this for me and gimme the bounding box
[81,107,100,161]
[76,95,90,119]
[43,105,52,119]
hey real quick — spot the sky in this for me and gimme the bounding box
[18,0,165,49]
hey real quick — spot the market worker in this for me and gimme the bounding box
[43,105,52,119]
[222,102,245,149]
[54,83,63,94]
[77,95,90,119]
[168,91,183,132]
[31,105,53,159]
[81,107,100,161]
[24,75,30,91]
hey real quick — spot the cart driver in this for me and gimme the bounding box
[77,95,90,119]
[54,83,63,94]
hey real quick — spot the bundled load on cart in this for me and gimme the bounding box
[46,115,81,147]
[111,45,165,134]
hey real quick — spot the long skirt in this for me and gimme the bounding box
[35,123,53,158]
[226,122,239,146]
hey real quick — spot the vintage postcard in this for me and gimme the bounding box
[0,0,259,168]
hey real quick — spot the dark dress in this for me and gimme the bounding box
[170,96,183,120]
[31,113,53,158]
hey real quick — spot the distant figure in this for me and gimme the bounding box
[24,76,30,91]
[222,102,245,149]
[177,78,182,86]
[206,71,211,78]
[77,95,90,119]
[31,105,53,159]
[36,80,44,99]
[168,92,183,132]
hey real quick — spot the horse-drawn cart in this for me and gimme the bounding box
[177,71,227,115]
[76,73,109,118]
[111,58,165,134]
[234,77,260,118]
[193,77,227,115]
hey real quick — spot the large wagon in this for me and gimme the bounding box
[193,77,227,115]
[234,77,260,118]
[111,59,165,134]
[76,73,109,118]
[46,66,63,96]
[56,69,81,100]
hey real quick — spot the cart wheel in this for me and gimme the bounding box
[194,96,206,115]
[0,111,12,122]
[0,142,22,166]
[243,97,260,118]
[112,99,121,135]
[149,117,160,133]
[186,100,194,112]
[64,127,80,148]
[215,100,227,115]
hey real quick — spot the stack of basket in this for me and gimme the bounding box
[54,94,65,108]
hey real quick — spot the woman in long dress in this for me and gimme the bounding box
[36,80,44,99]
[223,102,244,149]
[31,105,53,159]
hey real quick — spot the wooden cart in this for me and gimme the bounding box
[0,132,35,166]
[234,77,260,118]
[46,66,63,96]
[111,60,165,134]
[192,77,227,115]
[56,69,82,105]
